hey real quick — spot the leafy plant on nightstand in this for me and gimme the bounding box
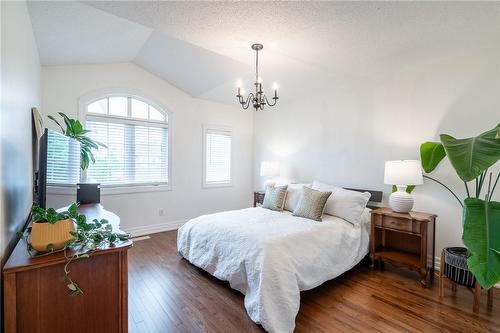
[28,203,128,296]
[420,124,500,289]
[48,112,106,170]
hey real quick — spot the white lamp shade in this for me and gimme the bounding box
[260,161,280,178]
[384,160,423,186]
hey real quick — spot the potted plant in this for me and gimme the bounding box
[30,204,76,253]
[27,203,129,296]
[48,112,106,170]
[420,124,500,289]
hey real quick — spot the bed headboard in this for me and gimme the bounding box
[345,187,383,209]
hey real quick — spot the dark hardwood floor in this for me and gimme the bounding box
[128,231,500,333]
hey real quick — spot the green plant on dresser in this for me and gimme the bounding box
[420,124,500,289]
[27,203,129,296]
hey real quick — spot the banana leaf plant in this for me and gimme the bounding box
[420,124,500,289]
[48,112,106,170]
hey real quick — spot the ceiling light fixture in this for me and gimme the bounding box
[236,43,279,111]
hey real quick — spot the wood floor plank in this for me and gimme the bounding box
[129,231,500,332]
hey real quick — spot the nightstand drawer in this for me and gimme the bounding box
[381,216,421,234]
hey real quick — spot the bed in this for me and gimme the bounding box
[177,190,378,333]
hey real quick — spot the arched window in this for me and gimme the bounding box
[83,94,170,187]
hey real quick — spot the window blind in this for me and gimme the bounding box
[86,120,168,186]
[46,130,81,185]
[205,129,232,185]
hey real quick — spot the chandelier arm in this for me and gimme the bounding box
[264,95,277,107]
[242,93,254,110]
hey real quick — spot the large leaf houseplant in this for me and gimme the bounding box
[49,112,106,170]
[420,124,500,289]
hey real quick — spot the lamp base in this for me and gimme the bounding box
[264,179,276,189]
[389,187,414,213]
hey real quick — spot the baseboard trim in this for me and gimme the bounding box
[123,219,186,237]
[434,256,500,289]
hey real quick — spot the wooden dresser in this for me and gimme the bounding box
[3,204,132,333]
[370,207,436,286]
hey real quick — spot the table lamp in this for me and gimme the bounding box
[260,161,280,188]
[384,160,423,213]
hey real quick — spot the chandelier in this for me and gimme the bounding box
[236,43,279,111]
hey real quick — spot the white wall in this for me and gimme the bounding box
[0,0,41,262]
[41,63,253,235]
[0,0,41,324]
[253,47,500,258]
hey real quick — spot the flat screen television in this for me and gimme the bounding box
[35,128,80,208]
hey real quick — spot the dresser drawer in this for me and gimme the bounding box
[381,216,421,234]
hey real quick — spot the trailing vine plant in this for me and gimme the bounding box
[23,203,129,296]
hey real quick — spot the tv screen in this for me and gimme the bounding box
[36,128,81,208]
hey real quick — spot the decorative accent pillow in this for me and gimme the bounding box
[292,186,332,221]
[312,180,371,226]
[284,183,311,212]
[262,185,288,211]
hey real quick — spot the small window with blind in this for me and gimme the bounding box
[203,126,232,188]
[84,95,170,187]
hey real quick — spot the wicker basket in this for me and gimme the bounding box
[443,247,475,288]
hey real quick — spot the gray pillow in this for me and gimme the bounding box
[262,185,288,211]
[293,186,332,221]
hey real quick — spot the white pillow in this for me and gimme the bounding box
[284,183,311,212]
[312,180,371,226]
[360,208,372,226]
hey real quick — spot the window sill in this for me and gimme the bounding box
[202,183,233,189]
[47,184,172,196]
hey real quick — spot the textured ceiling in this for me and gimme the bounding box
[28,1,500,103]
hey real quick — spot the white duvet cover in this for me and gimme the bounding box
[177,207,369,333]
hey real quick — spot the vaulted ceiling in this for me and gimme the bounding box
[28,1,500,104]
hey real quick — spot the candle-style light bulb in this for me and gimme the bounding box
[272,83,279,99]
[236,80,243,97]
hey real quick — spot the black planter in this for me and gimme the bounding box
[443,247,476,288]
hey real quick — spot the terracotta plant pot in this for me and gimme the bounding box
[30,219,76,253]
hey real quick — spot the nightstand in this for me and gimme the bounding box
[370,207,436,287]
[254,191,265,207]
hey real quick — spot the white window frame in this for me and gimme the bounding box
[202,124,233,189]
[73,89,172,194]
